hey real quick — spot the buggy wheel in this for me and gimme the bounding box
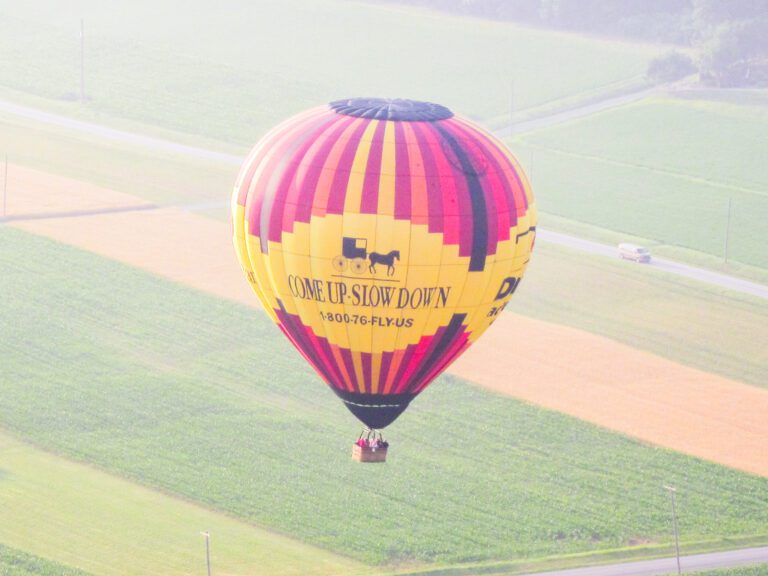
[350,258,367,275]
[332,255,346,272]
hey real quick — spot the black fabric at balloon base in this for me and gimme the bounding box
[334,390,416,429]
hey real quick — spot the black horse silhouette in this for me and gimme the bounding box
[368,250,400,276]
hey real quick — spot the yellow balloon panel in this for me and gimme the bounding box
[231,98,536,429]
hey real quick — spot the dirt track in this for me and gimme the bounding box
[7,164,768,477]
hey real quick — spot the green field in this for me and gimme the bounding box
[0,434,367,576]
[0,0,659,145]
[2,226,768,570]
[515,242,768,389]
[0,111,239,212]
[680,567,768,576]
[1,0,764,277]
[509,97,768,269]
[0,544,93,576]
[0,3,766,572]
[2,110,766,391]
[2,109,766,393]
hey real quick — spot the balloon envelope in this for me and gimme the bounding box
[232,98,536,429]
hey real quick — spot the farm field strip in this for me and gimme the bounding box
[6,87,768,279]
[0,433,369,576]
[534,228,768,299]
[0,99,243,165]
[518,98,768,191]
[0,543,95,576]
[0,0,661,145]
[5,90,768,274]
[0,113,240,211]
[3,225,768,567]
[5,166,768,477]
[510,143,768,268]
[683,567,768,576]
[523,142,766,198]
[508,97,768,269]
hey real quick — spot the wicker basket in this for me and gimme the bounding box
[352,444,388,463]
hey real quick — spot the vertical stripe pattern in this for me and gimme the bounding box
[232,99,535,430]
[234,109,529,260]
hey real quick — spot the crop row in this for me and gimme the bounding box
[2,228,767,565]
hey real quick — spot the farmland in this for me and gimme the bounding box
[3,109,766,391]
[683,567,768,576]
[1,0,764,279]
[509,97,768,270]
[0,544,93,576]
[0,433,367,576]
[515,242,768,389]
[0,1,766,573]
[0,111,238,211]
[2,225,768,568]
[0,0,659,145]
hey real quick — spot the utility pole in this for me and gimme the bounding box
[2,154,7,218]
[510,79,515,127]
[724,197,732,264]
[80,18,86,102]
[201,531,212,576]
[3,154,8,218]
[664,485,682,575]
[528,149,534,189]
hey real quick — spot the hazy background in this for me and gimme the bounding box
[1,1,767,575]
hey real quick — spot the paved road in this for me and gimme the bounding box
[2,96,767,302]
[518,546,768,576]
[503,86,659,137]
[3,85,656,161]
[538,229,768,300]
[0,99,242,165]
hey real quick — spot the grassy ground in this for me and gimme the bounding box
[509,97,768,269]
[2,226,768,569]
[0,0,660,145]
[678,567,768,576]
[0,111,240,211]
[0,434,368,576]
[3,111,767,392]
[513,241,768,389]
[3,112,766,391]
[532,213,768,285]
[0,544,94,576]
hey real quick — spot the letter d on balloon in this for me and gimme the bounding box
[495,277,519,300]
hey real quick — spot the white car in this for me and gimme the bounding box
[618,243,651,263]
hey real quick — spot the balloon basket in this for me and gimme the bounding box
[352,443,388,463]
[352,428,389,462]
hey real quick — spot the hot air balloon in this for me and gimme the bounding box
[232,98,536,461]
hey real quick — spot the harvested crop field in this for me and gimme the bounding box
[7,164,768,477]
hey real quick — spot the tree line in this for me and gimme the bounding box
[371,0,768,87]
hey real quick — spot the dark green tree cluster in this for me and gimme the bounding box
[693,0,768,86]
[371,0,768,86]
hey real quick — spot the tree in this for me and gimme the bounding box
[647,51,697,83]
[700,16,768,86]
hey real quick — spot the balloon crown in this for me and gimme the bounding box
[329,97,454,121]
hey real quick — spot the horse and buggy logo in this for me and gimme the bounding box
[332,237,400,276]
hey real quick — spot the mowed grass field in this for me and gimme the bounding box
[515,242,768,389]
[683,568,768,576]
[0,544,93,576]
[0,111,239,211]
[509,97,768,270]
[0,0,659,145]
[0,435,367,576]
[2,226,768,570]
